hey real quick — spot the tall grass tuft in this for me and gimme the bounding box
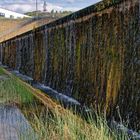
[0,67,129,140]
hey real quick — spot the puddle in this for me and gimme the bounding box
[0,123,19,140]
[0,105,37,140]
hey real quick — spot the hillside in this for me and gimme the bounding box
[0,10,72,41]
[0,18,28,35]
[25,10,73,18]
[0,17,56,42]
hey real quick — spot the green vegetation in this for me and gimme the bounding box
[25,10,73,18]
[0,68,5,75]
[0,67,128,140]
[0,69,34,104]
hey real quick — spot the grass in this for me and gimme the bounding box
[0,67,129,140]
[0,69,34,104]
[0,68,5,75]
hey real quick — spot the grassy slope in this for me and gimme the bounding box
[0,19,27,36]
[0,68,34,104]
[0,18,54,43]
[0,67,128,140]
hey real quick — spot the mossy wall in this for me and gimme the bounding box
[0,0,139,129]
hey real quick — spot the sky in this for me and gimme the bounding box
[0,0,101,13]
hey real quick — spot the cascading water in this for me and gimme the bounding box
[0,0,139,130]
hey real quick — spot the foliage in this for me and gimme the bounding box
[0,67,129,140]
[25,10,73,18]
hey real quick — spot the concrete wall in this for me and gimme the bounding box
[0,0,139,129]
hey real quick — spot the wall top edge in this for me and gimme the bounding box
[0,0,130,43]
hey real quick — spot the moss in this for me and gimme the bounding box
[34,32,46,82]
[0,0,139,129]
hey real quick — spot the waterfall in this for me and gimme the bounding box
[0,0,139,130]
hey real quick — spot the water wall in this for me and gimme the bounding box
[0,0,140,129]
